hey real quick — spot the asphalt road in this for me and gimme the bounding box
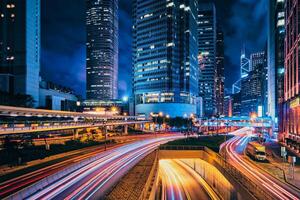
[159,159,220,200]
[222,128,300,200]
[0,134,175,199]
[6,135,181,200]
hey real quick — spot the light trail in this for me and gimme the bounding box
[11,136,181,200]
[223,130,300,200]
[159,159,218,200]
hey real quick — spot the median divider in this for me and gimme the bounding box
[5,149,116,200]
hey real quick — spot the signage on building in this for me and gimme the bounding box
[290,97,300,109]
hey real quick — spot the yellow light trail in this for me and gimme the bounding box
[159,159,220,200]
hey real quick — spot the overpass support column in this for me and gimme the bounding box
[124,125,128,135]
[73,129,79,139]
[141,123,145,131]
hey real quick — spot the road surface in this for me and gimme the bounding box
[222,128,300,200]
[0,134,172,198]
[6,136,180,200]
[159,159,220,200]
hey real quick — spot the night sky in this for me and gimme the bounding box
[41,0,267,98]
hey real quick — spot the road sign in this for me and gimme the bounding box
[288,156,296,164]
[281,146,286,157]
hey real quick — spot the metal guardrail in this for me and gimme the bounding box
[0,120,150,135]
[158,145,274,200]
[159,145,205,150]
[204,147,274,200]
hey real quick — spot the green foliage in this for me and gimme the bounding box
[166,117,191,128]
[0,138,115,165]
[0,91,35,107]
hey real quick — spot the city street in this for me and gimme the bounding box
[6,135,181,200]
[159,159,219,200]
[222,128,300,200]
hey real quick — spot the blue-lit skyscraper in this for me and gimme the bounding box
[240,47,251,78]
[132,0,199,117]
[86,0,118,101]
[0,0,40,106]
[198,3,217,117]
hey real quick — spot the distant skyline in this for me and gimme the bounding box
[41,0,267,98]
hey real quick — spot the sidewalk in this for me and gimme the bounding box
[262,141,300,189]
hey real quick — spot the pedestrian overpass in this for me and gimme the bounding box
[196,116,273,128]
[0,106,149,136]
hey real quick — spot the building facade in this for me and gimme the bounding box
[282,0,300,151]
[251,51,268,115]
[39,79,78,111]
[268,0,285,130]
[241,47,251,78]
[86,0,118,101]
[223,95,232,117]
[0,0,40,106]
[132,0,199,117]
[232,92,241,117]
[198,3,217,117]
[216,29,225,116]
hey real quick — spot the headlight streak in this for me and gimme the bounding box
[224,133,299,200]
[24,136,181,200]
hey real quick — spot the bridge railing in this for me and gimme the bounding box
[204,147,274,200]
[159,145,205,151]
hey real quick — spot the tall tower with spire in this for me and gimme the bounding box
[240,45,251,78]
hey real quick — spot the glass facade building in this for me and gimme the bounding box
[240,47,251,78]
[133,0,199,117]
[282,0,300,151]
[86,0,118,101]
[198,3,217,117]
[216,29,224,116]
[0,0,40,106]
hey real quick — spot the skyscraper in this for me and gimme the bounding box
[240,46,251,78]
[268,0,285,129]
[241,62,265,117]
[251,51,268,115]
[216,29,225,116]
[198,3,217,117]
[86,0,118,101]
[0,0,40,106]
[282,0,299,149]
[132,0,199,117]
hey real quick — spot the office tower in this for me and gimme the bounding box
[282,0,299,148]
[251,52,265,70]
[241,46,251,78]
[241,63,265,117]
[216,29,225,116]
[232,92,241,116]
[232,47,250,95]
[198,3,217,117]
[86,0,118,101]
[232,79,241,94]
[132,0,199,117]
[0,0,40,106]
[268,0,285,130]
[223,95,232,117]
[251,51,268,115]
